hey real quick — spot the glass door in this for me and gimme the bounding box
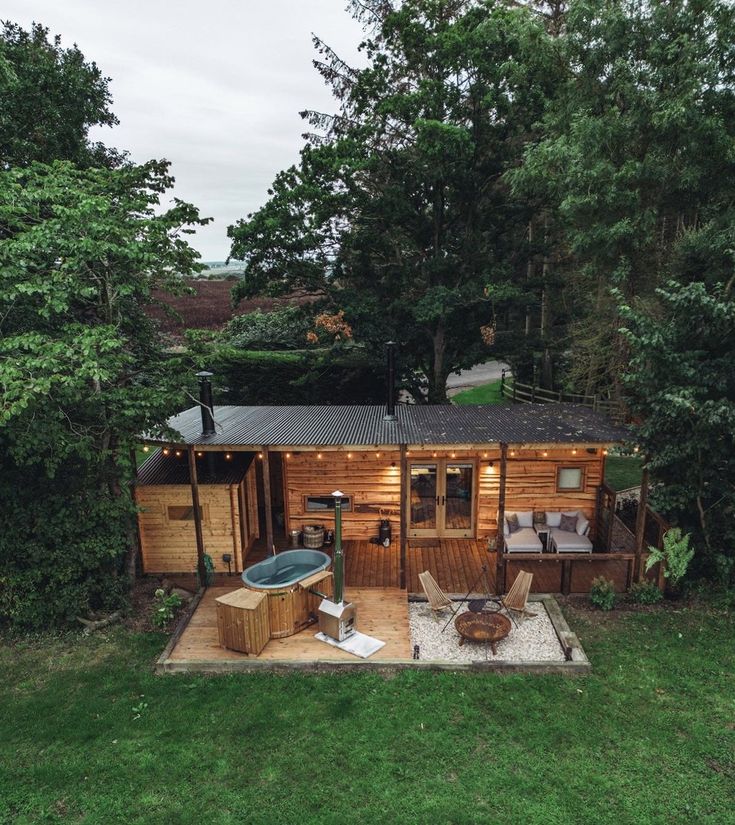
[409,464,438,535]
[442,463,474,537]
[407,460,475,538]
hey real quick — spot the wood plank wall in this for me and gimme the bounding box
[284,450,402,541]
[504,448,604,533]
[137,484,243,574]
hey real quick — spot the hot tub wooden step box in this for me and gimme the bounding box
[215,589,270,655]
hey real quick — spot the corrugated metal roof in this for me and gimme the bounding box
[146,403,627,448]
[136,449,253,485]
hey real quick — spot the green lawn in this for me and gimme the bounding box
[2,604,734,824]
[605,456,644,491]
[452,379,504,405]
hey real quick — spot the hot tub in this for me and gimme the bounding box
[242,550,332,638]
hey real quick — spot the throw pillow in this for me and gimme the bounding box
[576,516,590,536]
[559,513,578,533]
[506,513,520,534]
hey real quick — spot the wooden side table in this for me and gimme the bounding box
[216,588,270,655]
[534,523,550,552]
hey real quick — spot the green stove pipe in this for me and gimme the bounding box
[332,489,344,604]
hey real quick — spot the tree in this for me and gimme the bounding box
[0,160,208,626]
[229,0,559,401]
[619,277,735,583]
[0,22,120,167]
[511,0,735,396]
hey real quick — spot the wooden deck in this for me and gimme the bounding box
[166,585,411,666]
[167,537,634,596]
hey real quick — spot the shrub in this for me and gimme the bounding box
[224,306,311,350]
[629,580,663,605]
[151,589,183,628]
[0,460,131,629]
[646,527,695,585]
[590,576,616,610]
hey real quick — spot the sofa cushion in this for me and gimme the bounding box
[545,511,562,527]
[576,515,590,536]
[516,510,534,528]
[559,513,578,533]
[506,513,520,534]
[505,527,543,553]
[550,528,593,552]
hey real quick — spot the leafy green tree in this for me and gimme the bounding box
[0,160,207,626]
[619,278,735,583]
[0,22,119,167]
[230,0,559,401]
[512,0,735,395]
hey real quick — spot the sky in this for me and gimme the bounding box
[4,0,365,260]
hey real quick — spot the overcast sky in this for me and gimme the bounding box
[4,0,365,260]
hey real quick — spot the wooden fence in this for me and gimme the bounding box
[499,370,626,423]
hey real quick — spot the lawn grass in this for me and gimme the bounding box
[605,456,644,491]
[1,604,733,824]
[452,379,504,405]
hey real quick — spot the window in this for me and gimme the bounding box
[304,495,352,512]
[557,467,584,491]
[167,505,204,521]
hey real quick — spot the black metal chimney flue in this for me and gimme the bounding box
[196,371,216,436]
[384,341,397,421]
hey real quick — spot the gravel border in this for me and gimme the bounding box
[409,600,567,663]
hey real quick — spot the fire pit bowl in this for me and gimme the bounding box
[454,611,511,655]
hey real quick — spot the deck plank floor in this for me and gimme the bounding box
[168,586,411,663]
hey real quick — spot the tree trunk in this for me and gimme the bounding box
[428,322,449,403]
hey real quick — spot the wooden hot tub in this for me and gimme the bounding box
[241,549,333,638]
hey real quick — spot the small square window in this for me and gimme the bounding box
[167,505,204,521]
[557,467,584,491]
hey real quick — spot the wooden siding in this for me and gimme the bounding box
[137,484,242,574]
[504,448,604,534]
[284,450,402,541]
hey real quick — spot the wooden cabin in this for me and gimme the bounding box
[136,395,639,594]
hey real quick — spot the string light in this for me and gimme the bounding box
[286,453,291,459]
[433,452,437,458]
[572,449,577,455]
[451,452,456,458]
[376,452,380,458]
[175,450,182,457]
[347,452,352,459]
[197,451,203,458]
[510,450,516,457]
[258,452,263,459]
[542,451,548,457]
[225,453,232,460]
[142,445,149,453]
[482,452,488,458]
[317,453,322,459]
[162,448,170,456]
[602,448,608,456]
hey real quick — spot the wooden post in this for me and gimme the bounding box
[500,369,505,398]
[187,447,207,586]
[399,444,408,590]
[562,559,573,595]
[261,446,275,555]
[633,465,650,582]
[495,443,508,594]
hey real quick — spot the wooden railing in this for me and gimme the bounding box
[499,370,626,423]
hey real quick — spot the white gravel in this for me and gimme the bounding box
[408,600,566,663]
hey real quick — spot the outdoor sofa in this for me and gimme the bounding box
[503,509,593,553]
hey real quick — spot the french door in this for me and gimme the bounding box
[407,460,475,538]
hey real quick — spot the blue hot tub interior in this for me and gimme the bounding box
[242,549,331,589]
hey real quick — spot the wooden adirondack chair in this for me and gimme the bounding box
[501,570,536,620]
[418,570,452,612]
